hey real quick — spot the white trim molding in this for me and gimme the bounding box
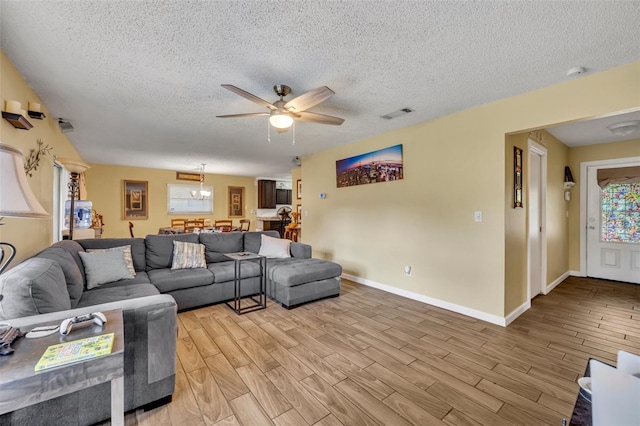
[505,301,530,326]
[545,271,570,294]
[342,273,509,327]
[527,139,548,302]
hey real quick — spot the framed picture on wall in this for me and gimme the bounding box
[296,204,302,223]
[297,179,302,199]
[514,147,523,208]
[123,180,148,219]
[228,186,245,218]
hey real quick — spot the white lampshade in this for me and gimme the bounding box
[56,156,90,174]
[0,143,49,218]
[269,111,294,129]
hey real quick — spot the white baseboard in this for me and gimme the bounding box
[505,300,530,326]
[545,271,570,294]
[569,270,584,277]
[341,273,508,327]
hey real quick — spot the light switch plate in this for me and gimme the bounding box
[474,211,483,222]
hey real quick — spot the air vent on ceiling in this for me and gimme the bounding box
[380,108,414,120]
[57,118,74,133]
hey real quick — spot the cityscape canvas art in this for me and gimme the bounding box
[336,144,403,188]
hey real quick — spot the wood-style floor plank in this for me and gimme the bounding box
[114,276,638,426]
[265,366,331,425]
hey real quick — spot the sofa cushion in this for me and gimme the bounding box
[148,268,214,293]
[171,241,206,270]
[0,258,71,320]
[258,234,291,259]
[208,260,262,283]
[76,282,160,307]
[145,234,199,270]
[36,247,84,308]
[267,258,342,287]
[78,250,134,289]
[199,232,243,263]
[243,231,279,254]
[50,240,87,286]
[78,238,147,272]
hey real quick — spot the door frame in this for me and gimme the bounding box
[527,140,548,299]
[579,156,640,276]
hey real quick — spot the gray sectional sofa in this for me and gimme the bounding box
[0,231,341,425]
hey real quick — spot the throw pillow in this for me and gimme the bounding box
[258,234,291,259]
[171,241,206,270]
[79,250,134,289]
[87,245,136,276]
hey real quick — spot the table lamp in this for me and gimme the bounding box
[0,142,50,273]
[56,157,90,240]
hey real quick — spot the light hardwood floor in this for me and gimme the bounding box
[111,276,639,425]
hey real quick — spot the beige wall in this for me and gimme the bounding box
[567,139,640,271]
[85,165,257,238]
[0,50,81,265]
[543,131,571,286]
[303,62,639,318]
[504,130,570,314]
[504,133,528,314]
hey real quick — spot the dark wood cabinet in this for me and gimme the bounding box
[276,189,292,205]
[258,180,276,208]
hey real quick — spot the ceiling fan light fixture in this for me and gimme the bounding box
[269,111,294,129]
[607,120,640,137]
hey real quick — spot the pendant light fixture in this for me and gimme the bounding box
[190,164,211,200]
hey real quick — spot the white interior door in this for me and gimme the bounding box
[528,144,545,298]
[586,166,640,284]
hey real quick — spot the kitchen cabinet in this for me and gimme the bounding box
[258,180,276,208]
[276,189,292,205]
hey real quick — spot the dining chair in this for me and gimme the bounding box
[239,219,250,232]
[214,219,233,232]
[185,219,205,233]
[197,218,212,227]
[171,218,186,227]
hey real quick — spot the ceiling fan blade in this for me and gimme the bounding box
[284,86,335,112]
[221,84,277,111]
[295,111,345,125]
[216,112,269,118]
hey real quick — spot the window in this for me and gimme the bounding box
[601,183,640,243]
[167,184,213,214]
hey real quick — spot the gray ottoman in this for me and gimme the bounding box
[266,258,342,308]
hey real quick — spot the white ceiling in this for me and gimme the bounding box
[1,1,639,178]
[546,110,640,147]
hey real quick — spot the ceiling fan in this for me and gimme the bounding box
[217,84,344,133]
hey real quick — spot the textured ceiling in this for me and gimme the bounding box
[1,1,639,177]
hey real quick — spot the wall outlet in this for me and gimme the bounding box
[404,265,412,276]
[474,211,483,222]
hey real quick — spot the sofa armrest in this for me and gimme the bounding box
[6,294,178,386]
[291,242,312,259]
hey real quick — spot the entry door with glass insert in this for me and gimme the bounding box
[586,166,640,284]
